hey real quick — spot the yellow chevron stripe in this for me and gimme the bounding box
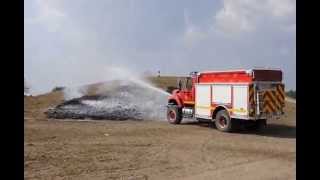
[264,102,275,113]
[249,86,254,104]
[263,103,273,113]
[275,88,283,101]
[264,94,276,112]
[277,85,285,100]
[249,87,254,97]
[248,86,255,116]
[276,86,285,105]
[249,87,254,95]
[271,91,281,110]
[274,90,285,107]
[278,85,284,94]
[277,91,285,101]
[249,95,254,102]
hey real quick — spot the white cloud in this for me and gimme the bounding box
[267,0,295,18]
[213,0,295,35]
[214,0,256,34]
[183,9,208,46]
[182,0,296,40]
[25,0,66,32]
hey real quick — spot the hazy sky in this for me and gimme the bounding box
[24,0,296,94]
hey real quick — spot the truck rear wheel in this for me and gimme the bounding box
[167,106,182,124]
[215,110,237,132]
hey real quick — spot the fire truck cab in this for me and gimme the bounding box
[167,69,285,132]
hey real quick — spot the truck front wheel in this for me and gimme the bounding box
[167,106,182,124]
[215,110,237,132]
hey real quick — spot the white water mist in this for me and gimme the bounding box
[60,66,172,120]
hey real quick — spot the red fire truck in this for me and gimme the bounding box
[166,69,285,132]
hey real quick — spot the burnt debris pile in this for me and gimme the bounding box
[45,81,167,121]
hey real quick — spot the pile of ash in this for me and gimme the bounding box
[45,82,168,121]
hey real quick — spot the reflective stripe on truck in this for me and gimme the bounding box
[262,84,285,114]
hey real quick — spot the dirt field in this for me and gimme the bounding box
[24,80,295,180]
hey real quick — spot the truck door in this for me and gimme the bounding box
[233,85,249,116]
[195,84,211,118]
[178,77,194,102]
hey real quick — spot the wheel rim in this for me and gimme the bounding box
[168,110,176,122]
[218,116,227,128]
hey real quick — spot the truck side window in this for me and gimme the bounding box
[186,78,192,90]
[178,79,182,90]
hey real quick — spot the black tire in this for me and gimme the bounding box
[167,106,182,124]
[214,110,237,132]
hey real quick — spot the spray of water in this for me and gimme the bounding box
[58,66,173,120]
[63,86,88,100]
[128,77,171,96]
[98,66,170,95]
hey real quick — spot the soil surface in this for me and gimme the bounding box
[24,86,295,180]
